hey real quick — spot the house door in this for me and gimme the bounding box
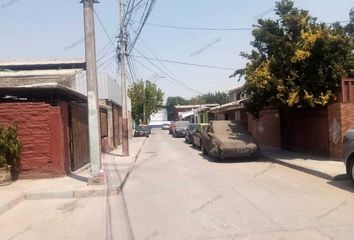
[70,102,90,170]
[112,105,121,147]
[280,107,329,156]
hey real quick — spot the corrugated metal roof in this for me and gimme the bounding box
[0,69,83,77]
[0,83,87,101]
[0,59,85,66]
[175,104,219,109]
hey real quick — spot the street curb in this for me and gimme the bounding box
[25,187,121,200]
[0,187,121,215]
[0,138,145,215]
[0,193,25,216]
[262,155,348,181]
[119,137,147,190]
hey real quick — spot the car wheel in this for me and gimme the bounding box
[349,160,354,184]
[202,144,208,155]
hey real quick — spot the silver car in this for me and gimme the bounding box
[343,125,354,184]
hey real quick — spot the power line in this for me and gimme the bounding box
[128,0,156,53]
[132,49,203,95]
[125,0,144,27]
[96,29,119,60]
[132,57,197,93]
[97,54,116,69]
[134,21,253,31]
[147,13,237,56]
[127,57,138,83]
[136,20,350,31]
[136,37,207,94]
[93,8,117,55]
[130,54,235,70]
[93,8,119,64]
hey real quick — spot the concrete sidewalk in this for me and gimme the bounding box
[0,136,146,216]
[261,146,348,181]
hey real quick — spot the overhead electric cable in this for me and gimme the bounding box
[93,8,117,53]
[130,54,235,70]
[136,20,350,31]
[132,49,203,94]
[128,0,156,53]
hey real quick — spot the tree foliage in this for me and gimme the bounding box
[166,96,189,121]
[232,0,354,117]
[189,92,229,105]
[0,124,22,168]
[165,92,229,121]
[128,80,164,125]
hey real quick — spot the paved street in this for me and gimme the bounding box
[1,129,354,240]
[125,129,354,240]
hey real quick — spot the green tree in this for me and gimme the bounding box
[189,92,229,105]
[232,0,354,117]
[128,80,164,125]
[165,96,189,121]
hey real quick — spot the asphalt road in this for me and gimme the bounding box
[1,129,354,240]
[124,128,354,240]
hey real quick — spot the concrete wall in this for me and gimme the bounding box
[328,103,354,159]
[248,108,281,148]
[0,102,70,178]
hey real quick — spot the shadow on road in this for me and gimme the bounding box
[197,151,265,164]
[327,179,354,194]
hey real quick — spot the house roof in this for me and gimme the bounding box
[0,59,86,89]
[0,83,87,101]
[0,69,83,77]
[228,85,245,94]
[0,59,85,71]
[175,104,219,110]
[210,99,248,113]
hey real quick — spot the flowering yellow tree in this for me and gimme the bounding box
[232,0,354,117]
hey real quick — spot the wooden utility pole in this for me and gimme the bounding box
[119,0,130,156]
[82,0,104,183]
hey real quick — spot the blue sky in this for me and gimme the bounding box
[0,0,353,100]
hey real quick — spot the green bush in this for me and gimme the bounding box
[0,124,22,168]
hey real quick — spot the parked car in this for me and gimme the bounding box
[201,120,259,160]
[185,123,197,144]
[169,121,175,134]
[134,125,150,137]
[173,121,190,137]
[343,125,354,184]
[192,123,208,148]
[162,123,171,130]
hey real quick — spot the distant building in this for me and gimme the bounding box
[149,108,168,127]
[175,104,219,123]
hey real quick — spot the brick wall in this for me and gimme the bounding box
[0,102,70,178]
[328,103,354,159]
[247,108,281,148]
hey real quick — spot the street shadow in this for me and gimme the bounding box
[269,158,335,181]
[106,153,123,157]
[68,173,88,183]
[261,147,334,162]
[197,152,264,164]
[327,179,354,193]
